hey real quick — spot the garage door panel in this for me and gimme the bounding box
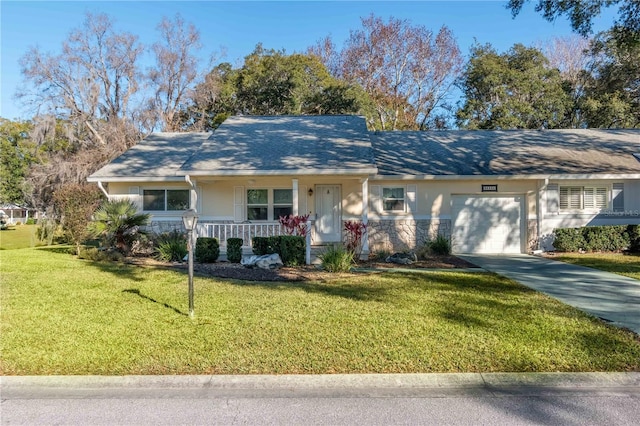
[452,196,523,254]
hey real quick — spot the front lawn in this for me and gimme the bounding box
[1,248,639,375]
[550,253,640,280]
[0,225,45,250]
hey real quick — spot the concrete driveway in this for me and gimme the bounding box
[458,254,640,335]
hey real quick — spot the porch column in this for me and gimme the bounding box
[361,178,369,257]
[292,179,299,216]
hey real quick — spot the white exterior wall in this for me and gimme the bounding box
[539,178,640,251]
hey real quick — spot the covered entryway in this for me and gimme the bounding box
[451,195,523,254]
[314,185,341,243]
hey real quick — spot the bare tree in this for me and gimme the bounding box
[336,15,463,130]
[18,13,143,151]
[148,14,203,132]
[539,35,591,84]
[538,35,592,127]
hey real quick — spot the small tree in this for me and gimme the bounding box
[89,199,150,255]
[343,220,367,259]
[53,184,104,255]
[279,214,310,236]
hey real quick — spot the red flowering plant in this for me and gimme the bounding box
[278,214,310,236]
[343,220,367,258]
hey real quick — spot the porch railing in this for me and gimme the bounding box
[197,223,284,250]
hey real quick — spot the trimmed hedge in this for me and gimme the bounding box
[226,238,243,263]
[252,235,305,266]
[195,237,220,263]
[553,225,637,253]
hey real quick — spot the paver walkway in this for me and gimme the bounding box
[459,254,640,334]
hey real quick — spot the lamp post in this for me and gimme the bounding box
[182,209,198,319]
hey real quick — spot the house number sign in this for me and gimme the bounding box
[481,184,498,192]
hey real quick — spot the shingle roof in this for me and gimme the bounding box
[88,133,211,180]
[181,115,377,175]
[88,116,640,182]
[370,129,640,176]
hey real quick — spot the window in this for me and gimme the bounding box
[382,187,405,212]
[247,188,293,221]
[143,189,190,211]
[273,189,293,219]
[247,189,268,220]
[559,186,608,211]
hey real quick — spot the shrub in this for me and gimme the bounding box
[628,225,640,253]
[278,235,305,266]
[195,237,220,263]
[53,183,104,255]
[226,238,243,263]
[252,235,305,266]
[428,235,452,255]
[155,230,187,262]
[26,218,36,225]
[279,214,310,236]
[89,199,150,255]
[553,225,631,253]
[319,244,354,273]
[344,220,367,258]
[78,247,124,262]
[252,236,277,255]
[553,228,586,252]
[582,226,629,252]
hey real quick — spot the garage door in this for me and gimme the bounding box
[451,195,523,254]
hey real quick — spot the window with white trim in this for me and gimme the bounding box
[559,186,608,211]
[143,189,190,211]
[382,187,405,212]
[247,188,293,221]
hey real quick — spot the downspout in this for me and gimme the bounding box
[97,181,109,198]
[185,175,198,211]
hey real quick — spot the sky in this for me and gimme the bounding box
[0,0,618,120]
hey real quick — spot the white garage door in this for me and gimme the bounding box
[451,195,523,254]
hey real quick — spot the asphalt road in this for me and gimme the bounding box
[2,373,639,425]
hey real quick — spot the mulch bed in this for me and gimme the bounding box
[128,255,479,282]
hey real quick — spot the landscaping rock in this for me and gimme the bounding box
[385,252,418,265]
[241,253,284,270]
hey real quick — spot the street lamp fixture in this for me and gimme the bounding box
[182,209,198,318]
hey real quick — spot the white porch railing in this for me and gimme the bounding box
[197,223,285,250]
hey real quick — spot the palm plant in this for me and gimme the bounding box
[90,199,151,254]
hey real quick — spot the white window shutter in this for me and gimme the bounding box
[612,183,624,212]
[406,184,417,213]
[234,186,245,223]
[369,185,382,214]
[299,185,308,215]
[584,187,595,209]
[547,184,559,213]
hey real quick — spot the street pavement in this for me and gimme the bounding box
[2,373,639,425]
[459,254,640,334]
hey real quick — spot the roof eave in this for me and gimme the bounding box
[371,173,640,180]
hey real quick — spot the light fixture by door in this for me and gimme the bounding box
[308,188,314,196]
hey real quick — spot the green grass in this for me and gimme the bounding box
[551,253,640,280]
[1,248,639,375]
[0,225,46,250]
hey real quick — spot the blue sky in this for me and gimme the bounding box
[0,1,617,120]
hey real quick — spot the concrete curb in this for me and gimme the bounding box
[2,372,639,390]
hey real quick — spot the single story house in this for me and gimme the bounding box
[88,115,640,256]
[0,204,38,225]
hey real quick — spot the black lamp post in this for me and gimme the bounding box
[182,209,198,318]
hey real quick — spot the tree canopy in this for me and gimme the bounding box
[456,43,571,129]
[181,45,372,131]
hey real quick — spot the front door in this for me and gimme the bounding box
[315,185,341,243]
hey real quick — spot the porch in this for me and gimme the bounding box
[196,221,323,263]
